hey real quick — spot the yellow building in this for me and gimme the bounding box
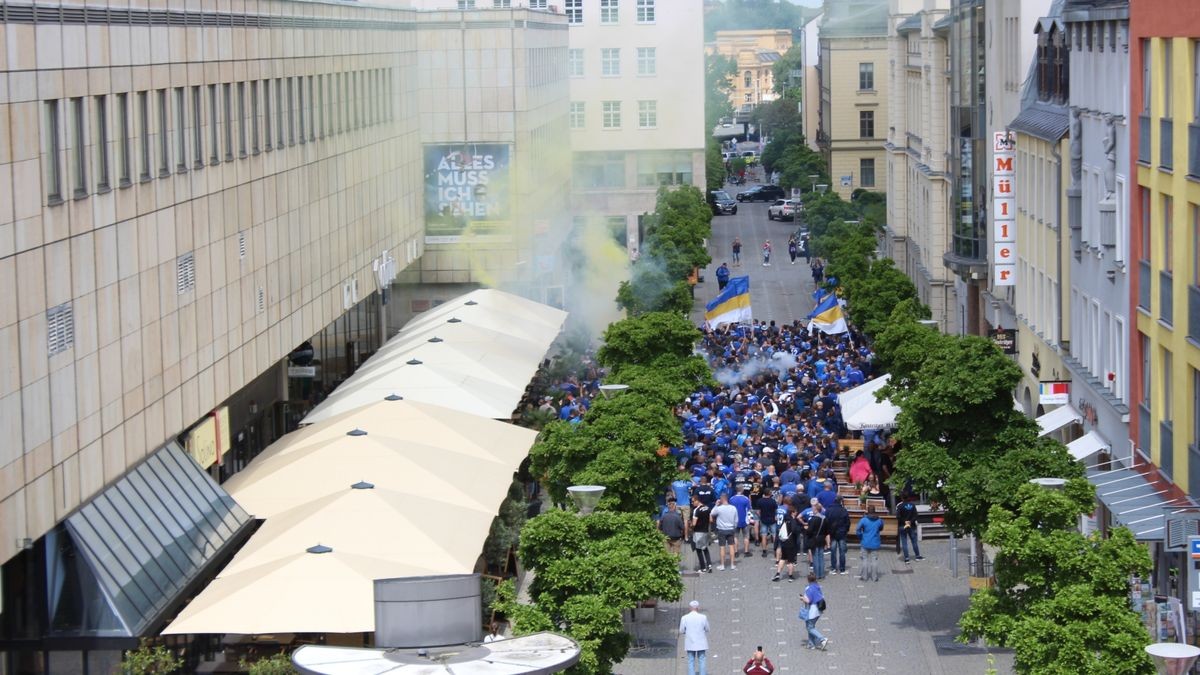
[711,29,792,111]
[1131,32,1200,496]
[817,0,889,199]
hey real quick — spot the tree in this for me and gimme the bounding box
[616,267,693,316]
[775,143,829,192]
[706,140,726,193]
[871,300,939,385]
[496,510,684,675]
[959,481,1153,675]
[241,654,298,675]
[704,0,807,40]
[120,641,182,675]
[597,312,701,368]
[751,96,803,140]
[842,258,920,337]
[771,45,805,97]
[705,53,736,130]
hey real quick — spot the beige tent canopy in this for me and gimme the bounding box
[163,399,537,635]
[303,289,567,424]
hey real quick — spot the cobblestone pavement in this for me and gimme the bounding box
[618,191,1016,674]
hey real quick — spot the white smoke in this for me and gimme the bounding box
[710,351,800,388]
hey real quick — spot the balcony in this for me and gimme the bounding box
[1190,123,1200,178]
[1139,260,1152,310]
[1139,115,1151,163]
[1161,271,1174,325]
[1190,285,1200,341]
[1161,118,1174,169]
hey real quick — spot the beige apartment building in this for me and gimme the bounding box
[710,29,792,111]
[884,0,957,331]
[0,1,569,667]
[817,0,889,199]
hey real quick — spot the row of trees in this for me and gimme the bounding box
[615,186,713,316]
[870,302,1154,672]
[499,312,716,674]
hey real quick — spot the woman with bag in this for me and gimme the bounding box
[799,573,828,651]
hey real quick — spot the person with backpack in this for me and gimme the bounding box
[856,505,884,582]
[897,492,925,563]
[799,572,828,651]
[804,500,828,580]
[772,504,801,582]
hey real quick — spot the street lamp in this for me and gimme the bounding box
[1028,477,1067,490]
[598,384,630,399]
[808,174,819,192]
[1145,642,1200,675]
[566,485,606,515]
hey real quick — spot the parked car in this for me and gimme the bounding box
[708,190,738,215]
[767,199,800,221]
[736,185,786,202]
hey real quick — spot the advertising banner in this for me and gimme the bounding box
[424,143,511,244]
[992,131,1017,286]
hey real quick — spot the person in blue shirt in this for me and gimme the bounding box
[672,474,693,512]
[729,488,753,556]
[715,262,731,291]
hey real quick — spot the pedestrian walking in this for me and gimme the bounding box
[772,506,801,582]
[755,489,779,557]
[712,493,739,570]
[679,600,710,675]
[742,647,775,675]
[659,498,687,559]
[799,573,828,651]
[715,262,731,291]
[762,240,772,266]
[897,492,925,563]
[825,496,851,575]
[856,505,884,582]
[691,495,714,573]
[787,237,799,265]
[801,234,811,263]
[732,238,742,267]
[805,501,828,580]
[810,258,824,284]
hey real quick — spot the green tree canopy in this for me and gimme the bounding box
[871,300,939,386]
[751,96,803,139]
[706,140,726,193]
[959,481,1153,674]
[704,0,808,39]
[597,312,701,368]
[705,53,736,130]
[843,258,920,337]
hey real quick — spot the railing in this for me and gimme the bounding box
[1189,123,1200,178]
[1139,114,1151,164]
[1161,118,1174,169]
[1139,260,1152,310]
[1161,421,1174,479]
[1161,270,1174,325]
[1190,284,1200,341]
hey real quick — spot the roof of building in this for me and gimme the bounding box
[757,51,783,64]
[1009,100,1070,142]
[895,13,922,33]
[821,0,888,37]
[1063,0,1128,22]
[931,13,953,32]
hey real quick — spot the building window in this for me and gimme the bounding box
[173,88,187,172]
[602,100,621,129]
[637,0,655,22]
[156,89,169,177]
[287,78,296,146]
[250,81,261,154]
[860,158,876,187]
[190,86,205,168]
[308,76,317,141]
[493,0,511,7]
[1163,349,1174,422]
[602,48,620,76]
[275,78,286,146]
[569,101,585,129]
[859,110,875,138]
[569,49,584,77]
[1164,195,1174,271]
[137,91,151,181]
[1163,39,1173,116]
[1193,41,1200,123]
[223,83,234,159]
[636,151,693,187]
[94,95,110,191]
[208,85,220,164]
[1194,205,1200,286]
[1193,367,1200,451]
[744,71,752,88]
[859,63,874,90]
[44,100,62,202]
[456,0,475,8]
[263,80,273,150]
[600,0,617,23]
[638,100,657,129]
[316,76,325,138]
[1143,39,1152,114]
[565,0,581,24]
[637,47,657,76]
[115,93,131,187]
[1141,333,1152,405]
[237,82,247,157]
[529,0,547,8]
[573,152,625,188]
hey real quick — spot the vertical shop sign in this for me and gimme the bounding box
[993,131,1017,286]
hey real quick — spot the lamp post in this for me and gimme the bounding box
[1029,477,1067,490]
[1145,642,1200,675]
[566,485,605,515]
[598,384,630,400]
[808,174,819,192]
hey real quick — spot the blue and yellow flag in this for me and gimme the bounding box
[705,276,752,328]
[807,291,848,335]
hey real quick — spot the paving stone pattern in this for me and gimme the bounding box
[616,191,1014,674]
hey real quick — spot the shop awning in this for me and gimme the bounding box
[1067,430,1109,461]
[1086,467,1186,540]
[52,442,251,637]
[303,288,567,423]
[163,399,538,635]
[1036,404,1082,436]
[838,375,899,430]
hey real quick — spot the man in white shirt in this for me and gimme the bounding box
[711,493,740,570]
[679,600,710,675]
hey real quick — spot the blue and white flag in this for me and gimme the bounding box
[807,292,848,335]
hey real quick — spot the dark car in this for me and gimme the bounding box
[736,185,786,202]
[708,190,738,215]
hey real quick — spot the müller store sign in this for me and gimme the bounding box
[993,131,1017,286]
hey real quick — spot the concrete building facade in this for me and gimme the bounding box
[817,0,889,200]
[711,29,791,111]
[885,0,956,332]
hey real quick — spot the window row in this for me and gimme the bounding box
[43,68,395,204]
[568,47,656,78]
[459,1,550,7]
[566,0,655,25]
[572,150,692,190]
[569,100,657,130]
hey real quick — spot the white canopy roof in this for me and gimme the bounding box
[1067,430,1109,461]
[1036,404,1082,437]
[163,399,537,635]
[838,375,899,430]
[304,289,566,424]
